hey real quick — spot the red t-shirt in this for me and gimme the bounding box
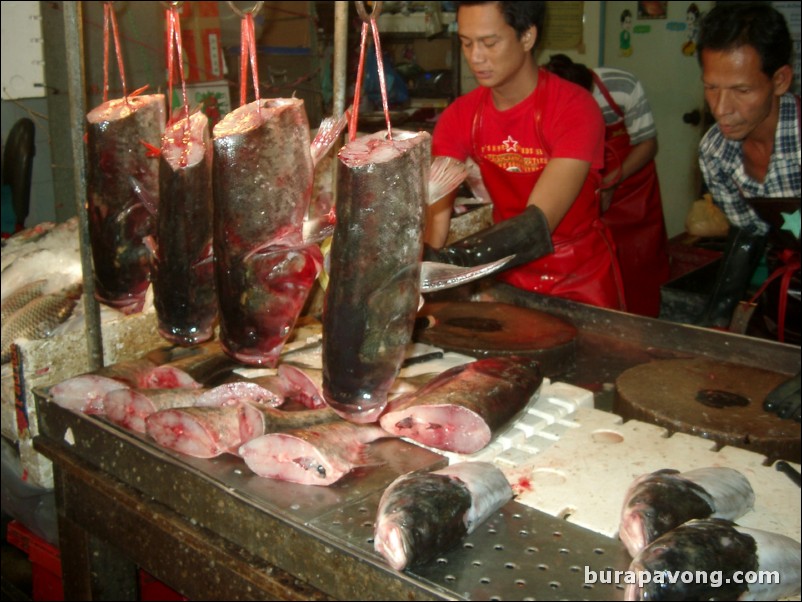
[433,72,605,173]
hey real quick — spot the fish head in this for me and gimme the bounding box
[618,504,652,557]
[374,509,417,571]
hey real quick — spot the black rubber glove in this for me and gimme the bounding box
[763,372,801,422]
[423,205,554,270]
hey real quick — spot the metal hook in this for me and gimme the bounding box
[227,1,264,18]
[354,1,382,23]
[159,1,184,9]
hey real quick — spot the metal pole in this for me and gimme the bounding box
[330,1,349,206]
[63,1,104,370]
[332,1,348,117]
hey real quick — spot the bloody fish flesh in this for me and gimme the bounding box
[238,421,391,486]
[213,98,322,367]
[153,109,217,346]
[618,467,755,558]
[103,387,205,433]
[104,380,282,434]
[277,364,326,409]
[379,357,542,454]
[322,129,431,423]
[374,461,513,571]
[625,518,800,601]
[145,405,244,458]
[86,92,165,314]
[48,357,202,414]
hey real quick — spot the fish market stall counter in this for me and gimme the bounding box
[32,385,630,600]
[32,283,800,601]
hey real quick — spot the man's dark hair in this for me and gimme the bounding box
[455,1,547,47]
[544,54,593,91]
[696,2,792,78]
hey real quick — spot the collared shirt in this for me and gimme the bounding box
[699,93,801,235]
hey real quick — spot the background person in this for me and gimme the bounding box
[425,1,624,310]
[696,2,800,421]
[545,54,671,317]
[695,2,799,332]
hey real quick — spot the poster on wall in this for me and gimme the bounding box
[542,2,585,51]
[682,3,702,56]
[637,1,667,19]
[619,8,633,56]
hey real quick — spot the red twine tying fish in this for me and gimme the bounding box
[103,2,129,105]
[165,4,192,167]
[349,2,392,143]
[239,13,261,112]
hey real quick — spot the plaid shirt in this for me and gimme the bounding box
[699,93,801,235]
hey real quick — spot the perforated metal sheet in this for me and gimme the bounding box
[309,494,630,601]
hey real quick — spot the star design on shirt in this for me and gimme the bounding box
[503,135,519,153]
[781,209,801,239]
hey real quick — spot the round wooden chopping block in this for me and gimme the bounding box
[614,358,801,463]
[415,301,577,377]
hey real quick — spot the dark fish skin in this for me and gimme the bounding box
[374,462,513,571]
[1,292,79,363]
[153,110,217,346]
[379,357,543,453]
[322,130,431,423]
[86,94,165,314]
[618,467,755,558]
[620,469,713,555]
[213,98,320,366]
[626,518,801,601]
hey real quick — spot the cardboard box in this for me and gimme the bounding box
[174,2,224,82]
[260,1,312,48]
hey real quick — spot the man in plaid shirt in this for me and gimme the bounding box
[696,3,799,325]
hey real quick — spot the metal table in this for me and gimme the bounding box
[33,283,800,601]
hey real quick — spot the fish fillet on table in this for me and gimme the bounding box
[85,90,165,314]
[49,358,202,414]
[238,420,392,486]
[146,405,244,458]
[104,380,282,434]
[379,356,543,454]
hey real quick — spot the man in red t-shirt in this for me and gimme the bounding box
[425,1,624,310]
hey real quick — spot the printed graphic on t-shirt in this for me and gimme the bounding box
[480,135,547,173]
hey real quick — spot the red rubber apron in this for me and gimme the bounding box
[593,72,671,317]
[472,69,625,310]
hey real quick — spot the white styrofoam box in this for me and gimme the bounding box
[4,310,165,488]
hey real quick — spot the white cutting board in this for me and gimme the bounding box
[503,407,800,545]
